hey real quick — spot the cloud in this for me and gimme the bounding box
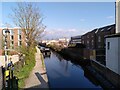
[43,28,82,39]
[106,16,114,19]
[68,29,77,32]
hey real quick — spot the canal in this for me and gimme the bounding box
[43,51,103,88]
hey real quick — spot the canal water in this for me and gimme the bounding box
[43,51,102,88]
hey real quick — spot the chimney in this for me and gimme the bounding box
[116,0,120,33]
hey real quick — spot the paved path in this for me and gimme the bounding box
[24,47,49,89]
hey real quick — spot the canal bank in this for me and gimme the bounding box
[24,47,49,88]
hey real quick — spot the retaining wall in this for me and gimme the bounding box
[91,60,120,88]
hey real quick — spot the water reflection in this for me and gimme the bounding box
[43,51,102,89]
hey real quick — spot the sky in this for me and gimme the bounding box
[0,1,115,39]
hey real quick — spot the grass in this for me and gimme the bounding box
[13,47,36,88]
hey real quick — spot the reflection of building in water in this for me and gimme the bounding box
[55,53,63,61]
[55,52,69,73]
[83,67,100,86]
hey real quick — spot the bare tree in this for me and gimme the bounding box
[12,2,45,47]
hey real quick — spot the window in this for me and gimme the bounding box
[98,45,101,48]
[18,35,21,40]
[107,42,110,50]
[18,30,22,35]
[87,40,89,44]
[11,46,14,49]
[82,41,84,44]
[2,30,5,35]
[98,36,101,42]
[92,40,94,45]
[18,41,22,46]
[10,41,14,49]
[10,30,14,35]
[11,41,14,45]
[10,35,14,40]
[20,41,22,46]
[87,35,89,38]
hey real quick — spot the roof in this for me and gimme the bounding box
[94,24,115,33]
[99,24,115,32]
[95,28,99,33]
[105,33,120,38]
[71,35,81,39]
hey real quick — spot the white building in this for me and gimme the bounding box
[106,0,120,75]
[106,34,120,75]
[116,0,120,33]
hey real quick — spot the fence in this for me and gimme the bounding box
[0,66,3,90]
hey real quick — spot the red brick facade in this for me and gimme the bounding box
[0,28,26,55]
[81,24,115,65]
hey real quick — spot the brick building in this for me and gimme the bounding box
[81,29,97,50]
[0,28,26,55]
[95,24,115,50]
[81,24,115,65]
[81,24,115,50]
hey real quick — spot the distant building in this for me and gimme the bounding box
[69,35,81,44]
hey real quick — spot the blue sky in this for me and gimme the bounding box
[0,2,115,39]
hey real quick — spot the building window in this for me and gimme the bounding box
[20,41,22,46]
[10,41,13,45]
[10,30,14,35]
[107,42,110,50]
[10,35,14,40]
[18,35,22,40]
[87,40,89,44]
[98,45,101,48]
[18,41,22,46]
[82,41,84,44]
[10,41,14,49]
[98,36,101,42]
[87,35,89,38]
[11,41,14,45]
[18,30,22,35]
[92,40,94,45]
